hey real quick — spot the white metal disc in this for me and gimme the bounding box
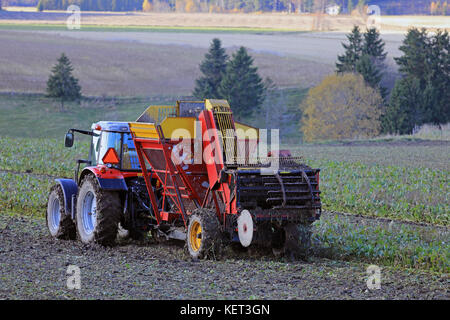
[237,210,253,247]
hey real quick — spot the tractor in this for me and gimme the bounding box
[47,99,321,259]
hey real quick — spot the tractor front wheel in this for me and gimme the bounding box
[186,208,222,260]
[46,184,76,240]
[75,175,122,246]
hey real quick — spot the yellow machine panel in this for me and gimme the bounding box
[136,105,179,124]
[160,117,197,140]
[235,121,259,140]
[205,99,231,111]
[128,122,159,140]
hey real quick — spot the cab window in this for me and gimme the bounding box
[90,130,101,166]
[98,131,122,166]
[122,133,141,170]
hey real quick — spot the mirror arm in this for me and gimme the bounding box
[68,129,96,136]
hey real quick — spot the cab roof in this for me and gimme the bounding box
[91,121,130,132]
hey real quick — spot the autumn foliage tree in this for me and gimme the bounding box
[185,0,198,12]
[301,73,383,142]
[430,1,448,15]
[142,0,152,11]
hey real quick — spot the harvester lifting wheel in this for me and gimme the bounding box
[237,210,254,247]
[186,208,222,259]
[75,175,122,246]
[46,184,76,240]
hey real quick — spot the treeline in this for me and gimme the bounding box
[30,0,449,14]
[370,0,447,15]
[35,0,316,12]
[37,0,143,11]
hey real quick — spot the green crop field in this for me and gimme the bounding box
[293,143,449,226]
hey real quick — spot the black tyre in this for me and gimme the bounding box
[75,175,122,246]
[186,208,222,259]
[46,184,76,240]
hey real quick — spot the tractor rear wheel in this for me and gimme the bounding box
[75,175,122,246]
[46,184,76,240]
[186,208,222,260]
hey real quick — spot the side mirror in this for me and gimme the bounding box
[65,132,74,148]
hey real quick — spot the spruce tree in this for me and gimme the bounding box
[193,38,228,99]
[394,28,449,126]
[425,29,450,125]
[383,77,422,134]
[336,26,363,73]
[46,53,81,111]
[337,26,387,96]
[363,28,387,62]
[383,28,449,133]
[361,28,388,96]
[218,47,265,120]
[356,54,382,90]
[395,28,430,83]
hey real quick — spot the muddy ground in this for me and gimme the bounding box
[0,213,448,300]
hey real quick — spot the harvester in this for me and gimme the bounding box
[47,99,321,259]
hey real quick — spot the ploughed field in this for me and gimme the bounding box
[0,136,448,299]
[0,213,447,299]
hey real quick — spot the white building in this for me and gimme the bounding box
[326,4,340,16]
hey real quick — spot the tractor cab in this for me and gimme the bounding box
[88,121,140,171]
[65,121,141,180]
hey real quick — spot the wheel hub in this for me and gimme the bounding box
[189,221,202,252]
[82,191,97,235]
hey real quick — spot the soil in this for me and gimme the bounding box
[0,213,447,300]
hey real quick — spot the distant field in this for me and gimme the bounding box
[0,29,334,96]
[2,11,429,98]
